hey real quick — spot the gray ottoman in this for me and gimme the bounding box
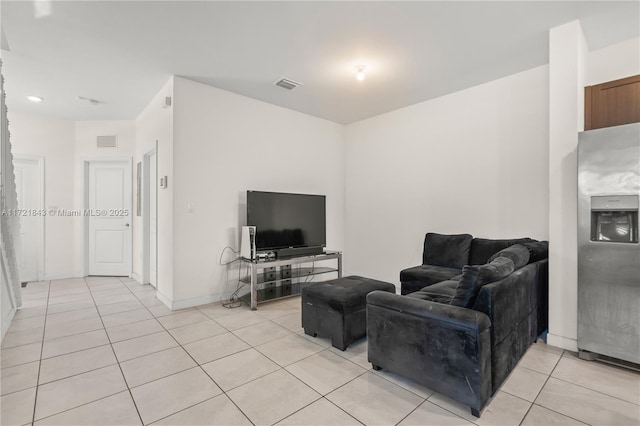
[301,275,396,350]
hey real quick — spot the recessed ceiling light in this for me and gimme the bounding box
[355,65,366,81]
[27,95,44,102]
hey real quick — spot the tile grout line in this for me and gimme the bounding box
[540,372,640,409]
[113,293,347,425]
[17,283,630,426]
[89,276,145,426]
[322,396,366,426]
[29,282,141,424]
[32,278,164,425]
[210,304,429,425]
[516,347,592,426]
[257,356,366,425]
[29,279,51,426]
[39,330,106,358]
[13,289,460,425]
[393,399,428,426]
[262,366,328,425]
[27,296,237,384]
[548,361,640,407]
[130,293,257,426]
[527,403,592,426]
[146,393,256,426]
[7,287,492,425]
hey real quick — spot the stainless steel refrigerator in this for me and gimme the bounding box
[578,122,640,365]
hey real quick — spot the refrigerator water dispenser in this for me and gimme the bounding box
[590,195,639,244]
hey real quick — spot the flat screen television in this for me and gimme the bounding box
[247,190,326,257]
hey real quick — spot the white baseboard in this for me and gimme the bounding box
[1,307,16,343]
[43,272,84,281]
[131,273,143,284]
[171,293,226,310]
[155,290,172,309]
[155,291,227,311]
[547,333,578,352]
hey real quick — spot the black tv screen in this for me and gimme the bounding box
[247,191,326,253]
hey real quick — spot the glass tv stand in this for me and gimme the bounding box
[240,251,342,310]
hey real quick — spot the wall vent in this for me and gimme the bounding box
[274,78,303,91]
[97,135,117,148]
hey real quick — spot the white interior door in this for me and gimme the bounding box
[13,157,44,282]
[88,161,131,276]
[149,151,157,287]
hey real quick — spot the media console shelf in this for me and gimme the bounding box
[240,251,342,310]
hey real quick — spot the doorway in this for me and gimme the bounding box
[13,155,44,282]
[84,159,132,276]
[143,147,158,287]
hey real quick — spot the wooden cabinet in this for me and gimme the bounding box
[585,75,640,130]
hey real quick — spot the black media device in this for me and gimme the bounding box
[246,190,326,258]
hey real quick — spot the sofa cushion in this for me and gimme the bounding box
[469,237,536,265]
[488,244,530,269]
[422,233,473,269]
[520,241,549,263]
[406,280,457,304]
[450,257,515,308]
[400,264,462,295]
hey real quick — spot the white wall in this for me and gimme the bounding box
[587,37,640,86]
[8,112,76,279]
[133,77,174,301]
[547,21,588,352]
[170,77,344,307]
[8,112,138,280]
[344,66,550,286]
[73,121,136,276]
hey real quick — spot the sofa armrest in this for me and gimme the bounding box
[367,290,491,332]
[366,291,491,415]
[471,260,546,390]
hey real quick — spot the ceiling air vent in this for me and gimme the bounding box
[97,135,117,148]
[274,78,303,91]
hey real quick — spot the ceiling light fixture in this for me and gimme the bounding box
[355,65,366,81]
[27,95,44,103]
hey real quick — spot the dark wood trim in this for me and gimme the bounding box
[585,74,640,130]
[585,85,592,130]
[599,75,640,90]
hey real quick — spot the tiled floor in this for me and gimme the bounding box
[2,277,640,426]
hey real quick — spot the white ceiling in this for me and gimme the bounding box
[1,1,638,124]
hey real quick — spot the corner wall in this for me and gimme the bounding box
[133,77,174,301]
[8,112,76,279]
[8,112,137,280]
[344,66,550,286]
[169,77,344,307]
[548,32,640,351]
[547,21,587,352]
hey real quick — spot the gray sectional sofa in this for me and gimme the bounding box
[366,233,549,417]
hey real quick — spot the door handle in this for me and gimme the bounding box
[125,223,130,227]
